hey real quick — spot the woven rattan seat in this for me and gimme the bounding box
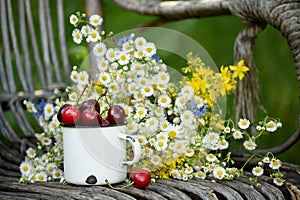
[0,0,299,199]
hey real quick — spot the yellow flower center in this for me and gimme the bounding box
[120,55,127,61]
[23,166,28,171]
[91,32,97,39]
[146,47,152,53]
[169,130,176,138]
[217,170,223,176]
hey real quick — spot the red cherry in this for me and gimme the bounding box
[79,99,100,113]
[100,117,110,127]
[130,169,151,189]
[107,105,126,125]
[57,104,71,123]
[81,109,101,126]
[61,106,81,126]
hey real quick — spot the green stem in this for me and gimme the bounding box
[240,153,256,171]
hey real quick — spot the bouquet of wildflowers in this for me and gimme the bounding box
[19,12,285,187]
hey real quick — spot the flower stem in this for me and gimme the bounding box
[105,179,134,190]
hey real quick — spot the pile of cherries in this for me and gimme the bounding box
[57,99,126,127]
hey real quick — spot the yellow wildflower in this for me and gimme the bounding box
[229,60,249,80]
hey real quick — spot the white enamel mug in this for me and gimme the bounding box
[63,126,141,185]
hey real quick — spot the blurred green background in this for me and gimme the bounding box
[4,0,297,164]
[63,0,300,164]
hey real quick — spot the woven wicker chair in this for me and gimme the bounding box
[0,0,299,199]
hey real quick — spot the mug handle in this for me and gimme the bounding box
[119,134,141,166]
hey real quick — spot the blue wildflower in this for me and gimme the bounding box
[190,101,208,117]
[117,35,133,47]
[34,99,47,119]
[152,54,160,62]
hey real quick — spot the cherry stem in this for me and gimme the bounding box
[105,179,134,190]
[76,84,88,106]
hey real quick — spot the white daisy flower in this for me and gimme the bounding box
[136,135,147,145]
[126,122,139,134]
[69,14,78,25]
[68,92,77,102]
[232,130,243,139]
[133,91,144,102]
[252,166,264,176]
[266,120,277,132]
[160,120,170,131]
[35,164,44,173]
[46,163,57,174]
[273,178,284,186]
[262,157,270,163]
[213,166,226,179]
[135,107,148,119]
[41,137,52,146]
[185,148,195,157]
[269,159,281,170]
[171,169,181,179]
[89,14,103,26]
[106,48,118,62]
[136,77,148,86]
[185,166,193,174]
[70,70,79,83]
[72,29,82,44]
[166,126,180,139]
[97,58,109,71]
[24,101,37,113]
[218,139,229,150]
[143,42,156,57]
[146,117,159,131]
[238,118,250,129]
[228,167,240,177]
[26,147,36,159]
[127,82,138,94]
[19,161,33,176]
[154,139,168,151]
[156,71,170,84]
[122,41,134,53]
[195,170,206,179]
[41,154,49,163]
[117,52,130,65]
[35,171,47,182]
[43,103,55,120]
[175,96,186,109]
[243,140,257,151]
[151,155,162,165]
[143,147,153,158]
[134,50,144,59]
[223,127,231,133]
[52,169,63,179]
[93,42,107,57]
[180,85,194,100]
[131,62,144,75]
[156,132,168,142]
[206,154,218,162]
[135,37,147,49]
[180,110,195,125]
[49,119,59,132]
[172,140,188,153]
[158,94,171,108]
[81,25,92,37]
[77,71,89,85]
[203,132,220,145]
[87,29,100,42]
[141,85,154,97]
[193,96,205,107]
[98,72,111,85]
